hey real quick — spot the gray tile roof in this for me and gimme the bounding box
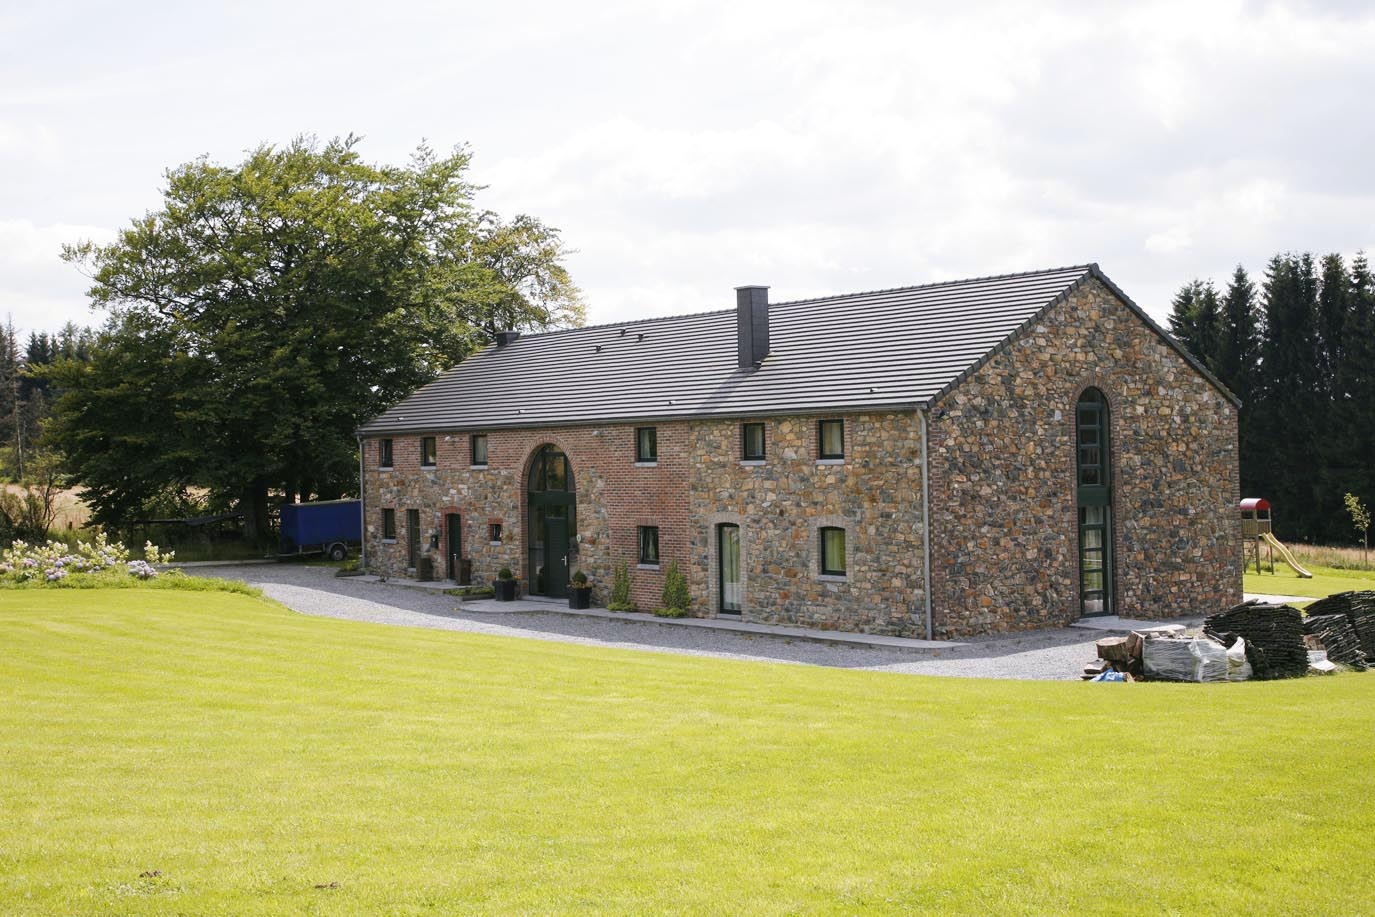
[358,264,1236,435]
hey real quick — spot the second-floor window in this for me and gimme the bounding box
[818,419,845,460]
[379,438,394,468]
[741,423,765,461]
[635,427,658,463]
[421,436,437,467]
[471,434,488,466]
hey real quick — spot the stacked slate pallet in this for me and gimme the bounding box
[1303,591,1375,660]
[1204,601,1308,680]
[1302,613,1369,670]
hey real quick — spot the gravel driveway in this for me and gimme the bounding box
[189,563,1104,680]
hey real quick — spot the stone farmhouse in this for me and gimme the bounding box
[357,265,1241,638]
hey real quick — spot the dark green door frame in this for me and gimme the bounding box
[527,445,575,598]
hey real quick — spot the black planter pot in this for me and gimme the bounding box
[494,579,517,602]
[569,586,592,609]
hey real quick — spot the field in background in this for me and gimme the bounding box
[1286,541,1373,571]
[2,484,90,533]
[2,589,1373,914]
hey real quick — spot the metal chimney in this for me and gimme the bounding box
[735,285,769,368]
[494,330,521,347]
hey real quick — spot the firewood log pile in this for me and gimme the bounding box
[1302,591,1375,660]
[1203,601,1308,680]
[1302,613,1369,670]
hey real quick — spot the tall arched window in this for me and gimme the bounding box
[1076,389,1112,617]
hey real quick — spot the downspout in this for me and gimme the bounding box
[357,435,366,572]
[920,408,934,641]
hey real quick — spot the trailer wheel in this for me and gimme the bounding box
[328,543,348,562]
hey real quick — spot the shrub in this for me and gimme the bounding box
[608,561,635,612]
[571,570,588,587]
[656,560,691,617]
[0,534,180,589]
[498,567,514,581]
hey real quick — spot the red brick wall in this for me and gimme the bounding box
[362,423,690,610]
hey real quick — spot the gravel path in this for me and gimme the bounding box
[190,564,1104,680]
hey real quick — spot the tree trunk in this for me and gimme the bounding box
[240,479,271,544]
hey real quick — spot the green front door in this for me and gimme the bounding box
[1076,389,1112,617]
[544,516,569,598]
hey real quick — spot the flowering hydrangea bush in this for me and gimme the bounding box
[0,534,177,587]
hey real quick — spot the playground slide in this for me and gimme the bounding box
[1261,532,1314,578]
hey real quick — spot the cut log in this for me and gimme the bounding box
[1096,636,1133,663]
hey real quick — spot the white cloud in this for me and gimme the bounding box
[2,0,1375,333]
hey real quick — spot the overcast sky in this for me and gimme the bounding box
[3,0,1374,335]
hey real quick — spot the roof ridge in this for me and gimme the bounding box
[501,264,1096,343]
[769,264,1096,308]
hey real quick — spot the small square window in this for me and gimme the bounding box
[381,508,397,541]
[818,419,844,460]
[635,427,658,463]
[421,436,437,467]
[471,433,488,466]
[741,423,765,461]
[638,526,660,566]
[378,438,394,468]
[820,526,846,576]
[489,522,503,543]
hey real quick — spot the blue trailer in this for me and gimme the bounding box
[278,499,361,561]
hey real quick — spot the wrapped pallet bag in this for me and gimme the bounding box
[1226,636,1253,682]
[1143,634,1229,682]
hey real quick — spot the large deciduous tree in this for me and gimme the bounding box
[51,136,583,537]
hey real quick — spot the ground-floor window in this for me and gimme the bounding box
[638,526,660,566]
[489,522,502,544]
[819,526,847,576]
[381,508,396,541]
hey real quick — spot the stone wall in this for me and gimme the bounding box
[361,423,691,610]
[685,411,928,636]
[926,276,1242,637]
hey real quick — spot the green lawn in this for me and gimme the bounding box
[3,591,1373,914]
[1244,561,1375,601]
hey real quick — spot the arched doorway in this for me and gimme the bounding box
[527,445,575,597]
[1076,388,1113,617]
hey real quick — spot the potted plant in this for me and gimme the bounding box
[569,570,592,609]
[494,567,518,602]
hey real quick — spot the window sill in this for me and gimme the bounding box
[471,463,488,470]
[740,459,766,466]
[634,461,658,468]
[421,464,437,470]
[378,466,393,472]
[818,573,848,583]
[382,539,397,544]
[816,458,845,465]
[488,541,502,546]
[637,563,661,571]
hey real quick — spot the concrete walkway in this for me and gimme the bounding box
[190,564,1103,680]
[1244,592,1320,604]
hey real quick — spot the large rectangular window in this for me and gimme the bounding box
[820,526,847,576]
[381,508,396,541]
[379,438,394,469]
[741,422,765,461]
[635,427,658,463]
[471,433,488,466]
[638,526,660,566]
[818,419,844,460]
[421,437,437,467]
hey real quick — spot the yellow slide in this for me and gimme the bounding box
[1261,532,1313,578]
